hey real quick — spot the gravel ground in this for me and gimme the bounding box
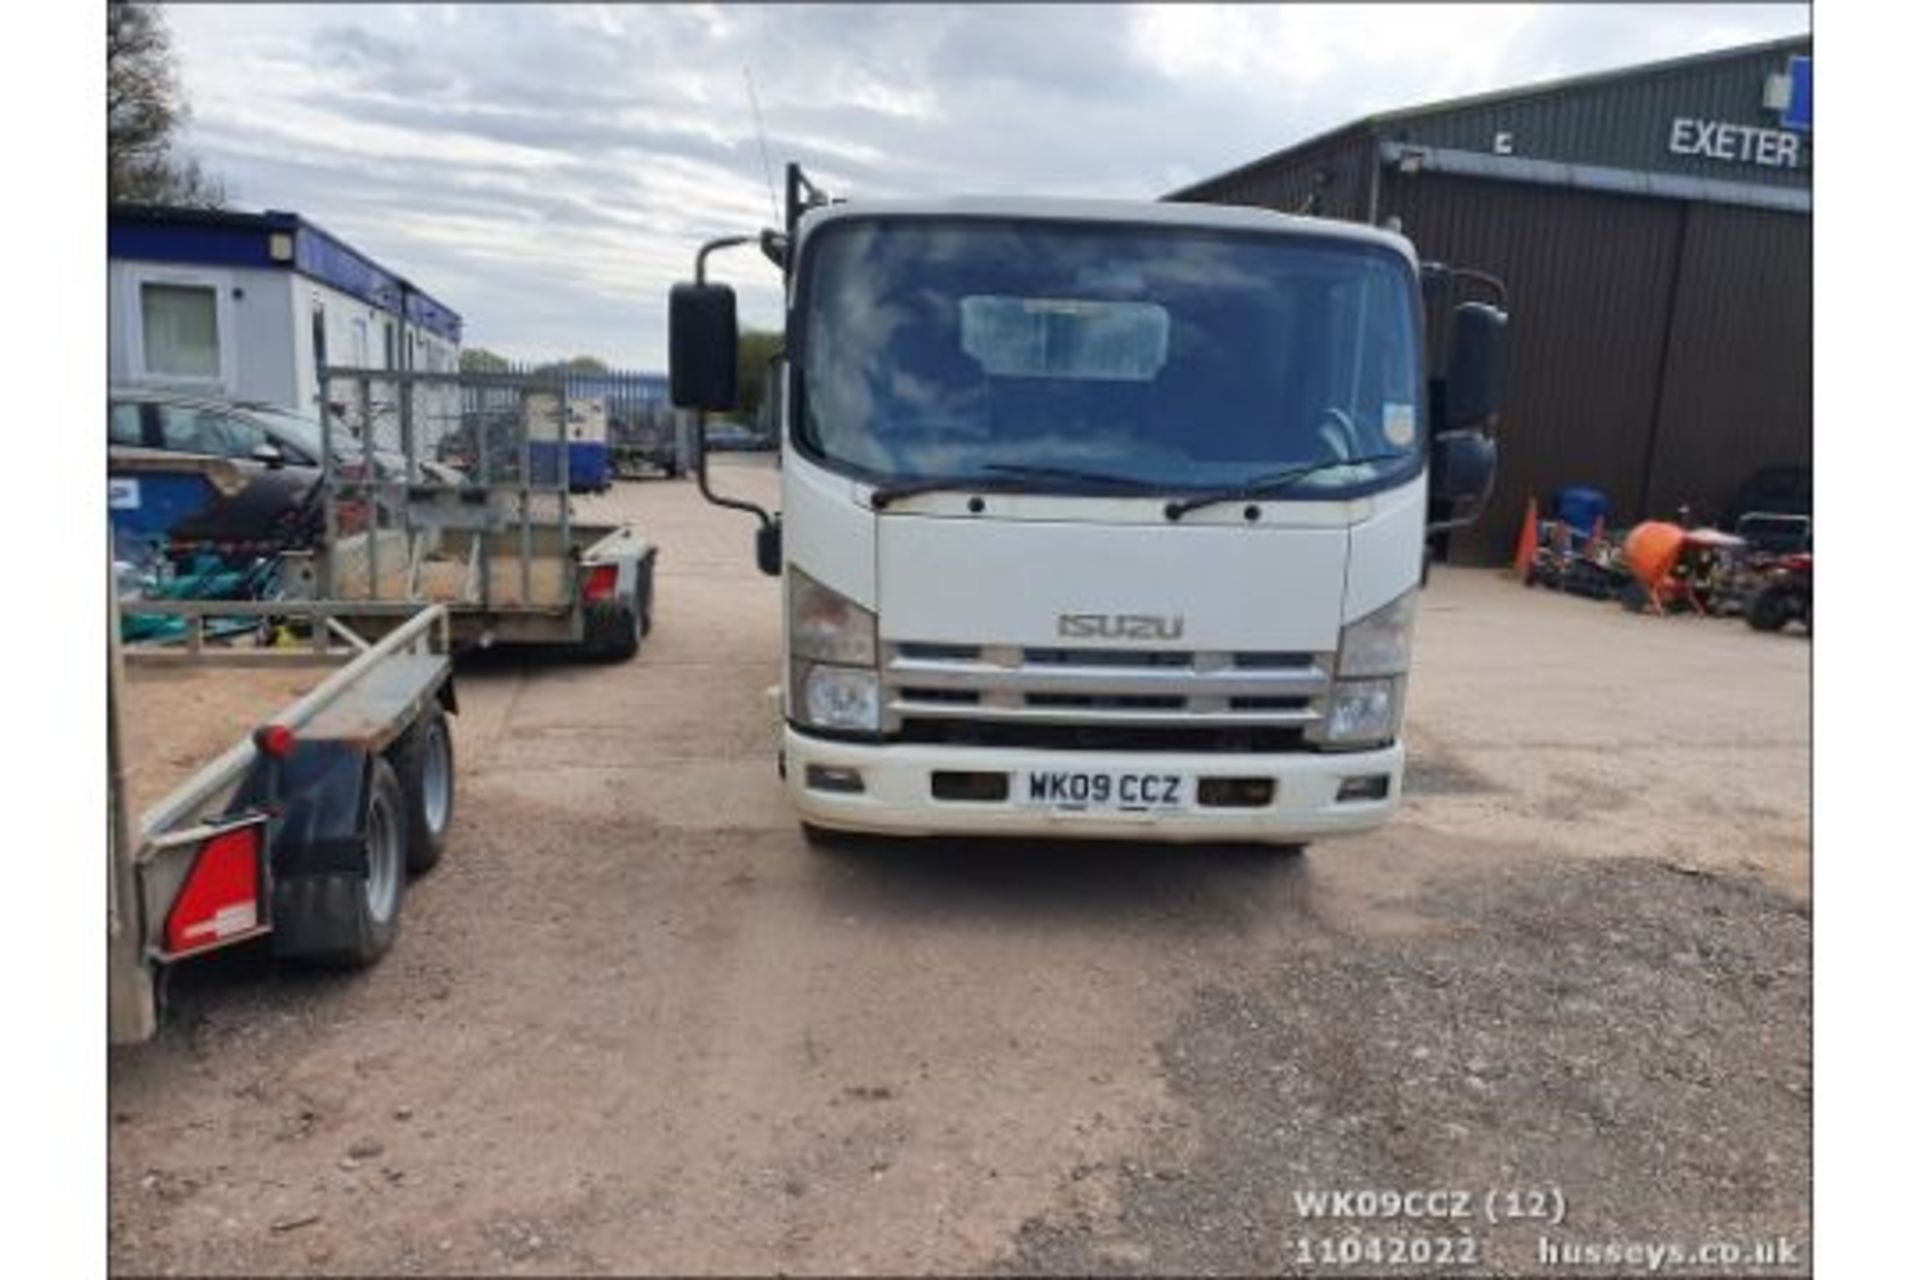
[109,458,1810,1276]
[1007,858,1810,1276]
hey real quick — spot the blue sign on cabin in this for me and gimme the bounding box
[1781,56,1811,133]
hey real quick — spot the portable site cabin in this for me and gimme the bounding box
[108,205,463,420]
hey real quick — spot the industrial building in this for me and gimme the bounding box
[108,205,462,416]
[1171,35,1811,561]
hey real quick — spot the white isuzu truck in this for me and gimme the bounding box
[672,166,1504,850]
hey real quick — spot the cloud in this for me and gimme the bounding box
[165,3,1808,367]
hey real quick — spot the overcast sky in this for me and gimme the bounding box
[166,3,1809,368]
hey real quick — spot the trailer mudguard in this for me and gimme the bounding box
[230,740,385,960]
[231,738,368,873]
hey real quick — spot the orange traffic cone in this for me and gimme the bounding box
[1512,496,1540,577]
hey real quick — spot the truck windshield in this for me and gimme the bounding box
[796,218,1424,497]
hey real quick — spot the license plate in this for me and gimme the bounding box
[1017,770,1189,813]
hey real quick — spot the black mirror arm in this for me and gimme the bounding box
[696,234,755,286]
[691,233,778,535]
[1451,268,1508,311]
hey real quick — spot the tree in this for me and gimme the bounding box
[459,348,511,373]
[109,2,225,207]
[532,355,612,377]
[560,355,610,375]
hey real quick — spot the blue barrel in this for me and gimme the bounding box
[1553,486,1610,537]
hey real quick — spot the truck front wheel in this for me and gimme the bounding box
[800,822,874,854]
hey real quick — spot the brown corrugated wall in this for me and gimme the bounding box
[1182,128,1378,223]
[1643,204,1812,524]
[1379,171,1687,561]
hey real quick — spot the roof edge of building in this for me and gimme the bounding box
[107,201,461,330]
[1166,31,1811,202]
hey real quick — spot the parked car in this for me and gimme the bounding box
[109,390,465,552]
[110,388,329,552]
[703,421,776,452]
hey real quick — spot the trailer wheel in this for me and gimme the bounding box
[583,601,641,661]
[637,555,656,637]
[390,704,455,874]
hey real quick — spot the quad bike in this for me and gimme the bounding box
[1745,552,1812,635]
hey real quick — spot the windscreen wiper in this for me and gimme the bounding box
[1163,452,1408,521]
[976,463,1166,493]
[869,463,1162,510]
[867,476,1019,509]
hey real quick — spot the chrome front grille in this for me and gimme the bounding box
[884,643,1332,731]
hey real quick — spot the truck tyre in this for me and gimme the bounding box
[801,821,869,853]
[289,757,407,968]
[583,601,641,662]
[390,704,455,874]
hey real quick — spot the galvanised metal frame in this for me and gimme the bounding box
[121,599,451,844]
[317,365,573,612]
[110,588,450,1042]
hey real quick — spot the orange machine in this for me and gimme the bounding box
[1621,521,1745,615]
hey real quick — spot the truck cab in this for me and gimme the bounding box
[672,170,1504,847]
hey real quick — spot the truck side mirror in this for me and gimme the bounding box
[1444,302,1508,430]
[1431,432,1498,504]
[669,283,740,412]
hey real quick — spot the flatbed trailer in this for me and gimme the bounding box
[312,367,658,658]
[109,593,459,1045]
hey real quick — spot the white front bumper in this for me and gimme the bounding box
[783,727,1403,843]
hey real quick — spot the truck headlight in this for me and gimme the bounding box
[799,663,882,732]
[1324,677,1403,746]
[1337,590,1418,678]
[789,567,877,665]
[789,568,881,732]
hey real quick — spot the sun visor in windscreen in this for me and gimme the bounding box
[958,296,1169,381]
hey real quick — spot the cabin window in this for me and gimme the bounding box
[139,282,220,380]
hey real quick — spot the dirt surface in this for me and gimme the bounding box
[119,664,326,824]
[109,458,1810,1276]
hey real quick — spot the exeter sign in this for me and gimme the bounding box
[1667,119,1803,169]
[1667,53,1810,171]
